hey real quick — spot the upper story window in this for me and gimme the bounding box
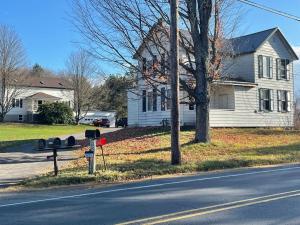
[142,58,147,73]
[277,90,291,112]
[259,89,273,112]
[258,55,273,78]
[12,98,23,108]
[276,59,290,80]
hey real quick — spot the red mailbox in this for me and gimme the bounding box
[96,137,107,147]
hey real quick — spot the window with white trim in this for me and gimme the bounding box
[142,90,146,112]
[277,90,291,112]
[259,89,273,112]
[12,98,23,108]
[258,55,273,78]
[276,58,290,80]
[166,89,171,110]
[18,115,23,121]
[147,91,153,111]
[161,87,166,111]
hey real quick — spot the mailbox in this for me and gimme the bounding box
[85,129,100,139]
[53,137,62,148]
[67,136,76,146]
[38,139,46,150]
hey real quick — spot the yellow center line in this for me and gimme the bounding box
[116,189,300,225]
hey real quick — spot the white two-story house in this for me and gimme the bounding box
[127,27,298,127]
[3,76,74,122]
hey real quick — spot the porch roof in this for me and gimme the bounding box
[212,80,257,87]
[26,92,61,100]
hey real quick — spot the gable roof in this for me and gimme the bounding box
[229,27,298,59]
[134,25,298,60]
[22,77,73,90]
[26,92,61,100]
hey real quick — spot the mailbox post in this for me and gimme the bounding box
[85,129,100,174]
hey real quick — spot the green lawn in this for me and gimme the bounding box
[0,123,91,149]
[21,127,300,188]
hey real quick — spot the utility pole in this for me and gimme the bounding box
[170,0,181,165]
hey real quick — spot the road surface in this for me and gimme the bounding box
[1,164,300,224]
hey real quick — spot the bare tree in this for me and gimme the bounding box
[0,25,26,122]
[66,49,96,124]
[71,0,239,143]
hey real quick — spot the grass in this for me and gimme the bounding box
[0,123,91,149]
[20,127,300,188]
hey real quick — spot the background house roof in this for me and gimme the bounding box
[26,92,62,100]
[22,77,73,90]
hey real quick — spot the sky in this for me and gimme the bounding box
[0,0,300,90]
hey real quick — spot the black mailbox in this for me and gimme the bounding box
[38,139,46,150]
[53,137,62,148]
[85,129,100,139]
[67,136,76,146]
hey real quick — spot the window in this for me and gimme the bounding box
[166,89,171,110]
[189,96,194,110]
[142,58,147,72]
[147,91,153,111]
[258,55,273,78]
[18,115,23,121]
[12,99,23,108]
[161,87,166,111]
[153,89,157,111]
[276,59,290,80]
[218,94,230,109]
[142,90,147,112]
[161,53,166,75]
[259,89,273,111]
[277,90,291,112]
[153,55,158,77]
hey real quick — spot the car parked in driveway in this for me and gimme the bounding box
[93,118,110,128]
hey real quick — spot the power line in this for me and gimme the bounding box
[237,0,300,22]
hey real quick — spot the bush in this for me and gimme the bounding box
[37,102,73,124]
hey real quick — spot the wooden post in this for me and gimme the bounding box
[170,0,181,165]
[88,139,97,174]
[53,148,58,176]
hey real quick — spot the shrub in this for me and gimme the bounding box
[37,102,73,124]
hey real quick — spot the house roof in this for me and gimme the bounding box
[26,92,62,100]
[22,77,73,90]
[134,24,299,60]
[228,28,298,59]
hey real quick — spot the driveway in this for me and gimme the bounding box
[0,127,121,187]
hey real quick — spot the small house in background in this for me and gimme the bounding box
[79,111,116,127]
[4,77,74,122]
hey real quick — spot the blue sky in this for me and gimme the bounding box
[0,0,300,90]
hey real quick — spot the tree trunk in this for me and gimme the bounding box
[195,102,210,143]
[170,0,181,165]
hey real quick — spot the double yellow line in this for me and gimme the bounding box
[117,189,300,225]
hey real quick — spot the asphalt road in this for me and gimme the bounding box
[1,164,300,225]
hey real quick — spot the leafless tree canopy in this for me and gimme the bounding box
[71,0,241,142]
[0,24,26,121]
[66,49,96,124]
